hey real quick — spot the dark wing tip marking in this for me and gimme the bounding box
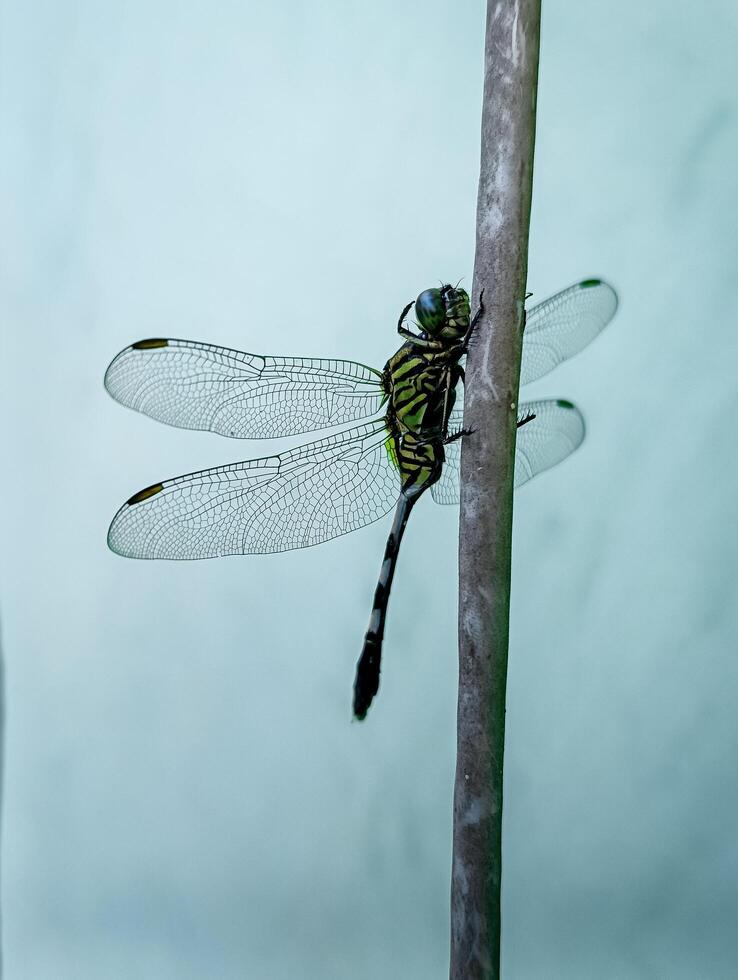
[131,338,169,350]
[561,399,586,442]
[127,482,164,505]
[580,277,619,312]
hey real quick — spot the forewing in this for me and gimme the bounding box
[431,398,585,505]
[105,339,385,438]
[108,422,401,559]
[521,279,617,386]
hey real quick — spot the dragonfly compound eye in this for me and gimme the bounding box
[415,288,447,335]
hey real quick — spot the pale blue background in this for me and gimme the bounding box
[1,2,737,978]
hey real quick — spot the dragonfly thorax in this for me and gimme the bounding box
[415,285,470,341]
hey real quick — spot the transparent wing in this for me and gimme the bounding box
[521,279,617,386]
[104,339,385,439]
[511,399,585,487]
[431,398,585,505]
[108,422,401,559]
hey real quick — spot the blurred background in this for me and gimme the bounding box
[1,1,737,977]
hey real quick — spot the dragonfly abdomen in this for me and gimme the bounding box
[354,493,415,720]
[392,431,443,499]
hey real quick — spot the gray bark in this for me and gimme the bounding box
[450,3,541,978]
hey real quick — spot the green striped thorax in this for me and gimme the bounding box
[382,283,472,499]
[414,284,470,340]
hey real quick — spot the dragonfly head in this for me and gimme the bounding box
[415,285,470,340]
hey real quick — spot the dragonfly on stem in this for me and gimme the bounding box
[105,278,617,718]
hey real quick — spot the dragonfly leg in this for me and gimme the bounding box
[445,410,535,446]
[398,327,445,350]
[461,288,485,351]
[444,427,475,445]
[398,300,444,346]
[439,364,460,442]
[518,292,534,335]
[397,300,414,333]
[472,288,486,326]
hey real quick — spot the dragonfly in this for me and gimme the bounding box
[106,277,617,719]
